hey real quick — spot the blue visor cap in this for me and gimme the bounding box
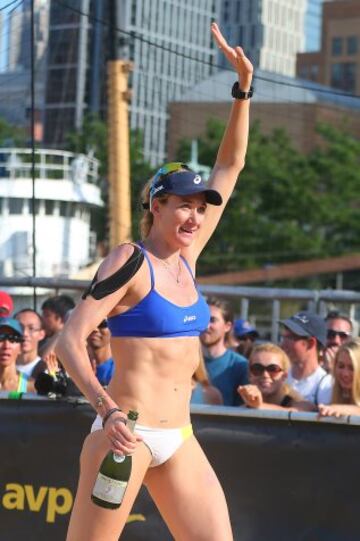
[0,317,23,337]
[150,171,223,206]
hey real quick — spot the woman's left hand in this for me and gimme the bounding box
[238,384,263,408]
[211,22,253,86]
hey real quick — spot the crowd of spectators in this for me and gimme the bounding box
[0,289,359,420]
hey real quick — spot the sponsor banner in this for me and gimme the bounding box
[1,399,360,540]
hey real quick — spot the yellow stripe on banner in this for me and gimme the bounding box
[181,424,193,441]
[126,513,146,524]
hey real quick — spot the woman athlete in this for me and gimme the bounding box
[56,23,253,541]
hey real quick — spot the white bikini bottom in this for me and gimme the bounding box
[91,414,193,468]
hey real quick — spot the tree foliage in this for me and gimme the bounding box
[176,120,360,279]
[0,117,26,146]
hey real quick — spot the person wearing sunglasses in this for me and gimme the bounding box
[56,22,252,541]
[238,343,314,411]
[318,339,360,418]
[322,311,353,373]
[0,317,34,393]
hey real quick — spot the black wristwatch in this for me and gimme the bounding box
[231,81,254,100]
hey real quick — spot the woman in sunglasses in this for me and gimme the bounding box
[56,22,252,541]
[318,339,360,418]
[0,317,34,394]
[238,343,314,411]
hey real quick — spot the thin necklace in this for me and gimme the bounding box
[144,242,182,283]
[159,257,182,283]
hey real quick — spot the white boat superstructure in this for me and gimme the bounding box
[0,148,103,278]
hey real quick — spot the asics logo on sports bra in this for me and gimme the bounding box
[193,175,201,185]
[184,315,197,323]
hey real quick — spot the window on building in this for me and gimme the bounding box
[331,37,343,56]
[310,64,319,81]
[60,201,68,217]
[28,199,40,215]
[331,62,356,93]
[45,200,55,215]
[347,36,358,55]
[9,198,23,215]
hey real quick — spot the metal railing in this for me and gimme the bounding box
[0,276,359,341]
[0,148,99,184]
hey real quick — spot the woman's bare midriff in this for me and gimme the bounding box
[106,335,200,428]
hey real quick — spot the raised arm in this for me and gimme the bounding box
[191,22,253,256]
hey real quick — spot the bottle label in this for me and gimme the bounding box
[92,473,127,504]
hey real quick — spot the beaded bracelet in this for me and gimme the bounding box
[102,407,125,429]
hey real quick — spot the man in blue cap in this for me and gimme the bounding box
[233,318,259,359]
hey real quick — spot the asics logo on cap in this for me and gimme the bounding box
[294,314,309,324]
[193,175,201,185]
[152,184,164,194]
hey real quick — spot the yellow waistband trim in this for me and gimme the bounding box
[181,424,193,441]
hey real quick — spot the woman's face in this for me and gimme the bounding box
[335,350,353,392]
[249,350,287,397]
[153,194,207,247]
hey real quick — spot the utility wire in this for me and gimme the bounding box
[54,0,360,100]
[30,0,37,308]
[0,0,23,12]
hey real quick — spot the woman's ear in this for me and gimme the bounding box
[151,199,161,215]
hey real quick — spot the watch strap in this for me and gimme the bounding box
[231,81,254,100]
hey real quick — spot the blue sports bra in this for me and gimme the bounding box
[107,245,210,338]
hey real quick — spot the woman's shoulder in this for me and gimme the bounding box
[97,242,143,281]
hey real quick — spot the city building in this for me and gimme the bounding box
[219,0,307,77]
[167,67,360,158]
[297,0,360,94]
[0,148,103,278]
[7,0,49,72]
[43,0,220,166]
[304,0,325,52]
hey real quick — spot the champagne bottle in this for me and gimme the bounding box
[91,410,138,509]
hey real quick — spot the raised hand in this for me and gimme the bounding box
[211,22,253,87]
[238,384,263,408]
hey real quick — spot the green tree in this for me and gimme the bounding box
[176,119,360,279]
[0,116,26,146]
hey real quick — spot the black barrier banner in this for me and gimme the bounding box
[1,399,360,541]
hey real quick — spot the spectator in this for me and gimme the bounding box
[322,311,353,372]
[191,347,223,406]
[14,308,47,379]
[0,291,14,317]
[238,342,314,411]
[86,320,114,387]
[39,294,75,356]
[0,317,34,393]
[280,311,329,405]
[200,296,248,406]
[233,318,259,358]
[318,339,360,418]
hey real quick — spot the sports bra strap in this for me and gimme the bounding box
[138,243,155,289]
[180,255,195,282]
